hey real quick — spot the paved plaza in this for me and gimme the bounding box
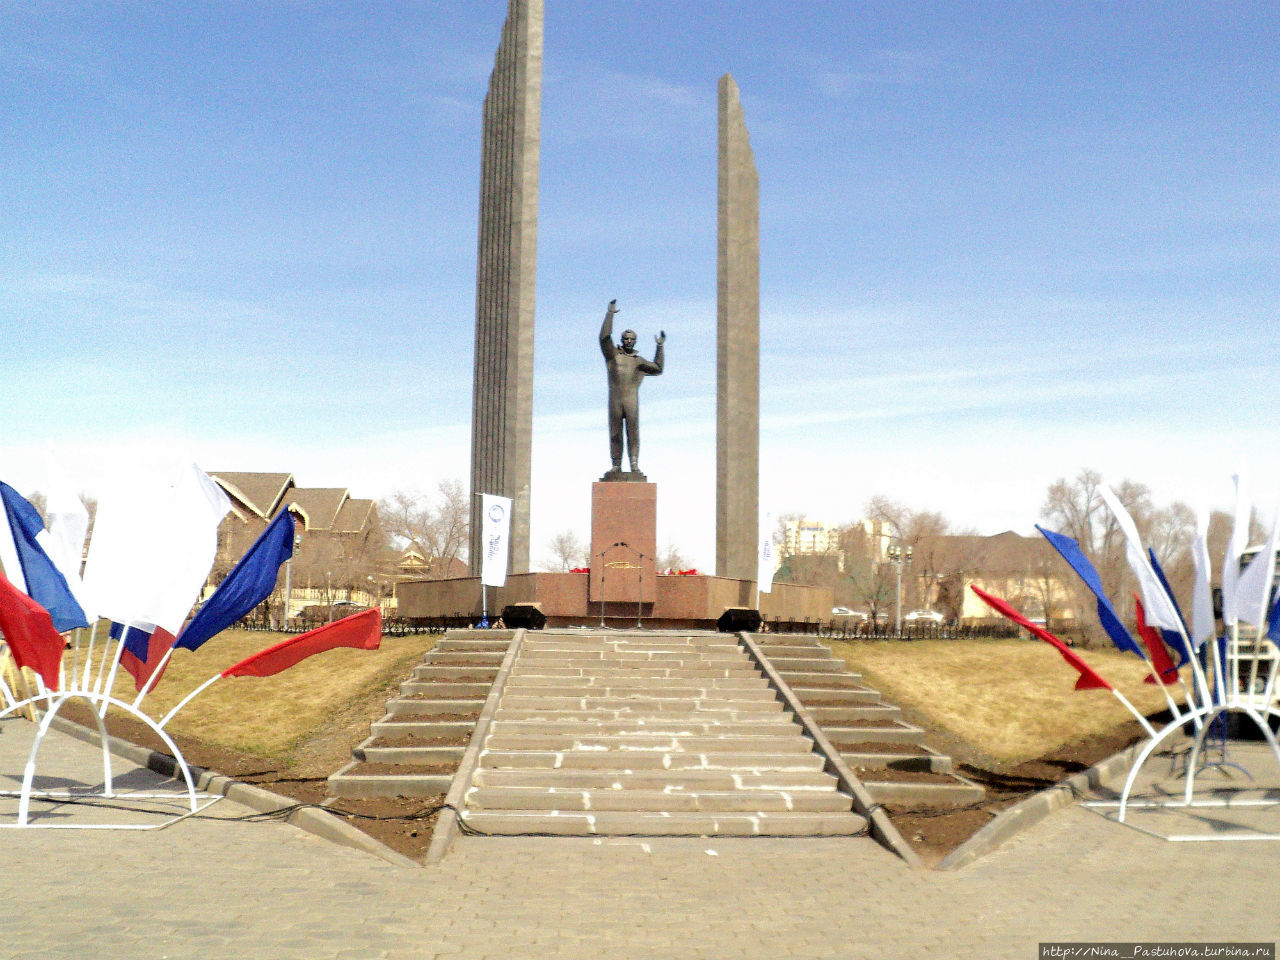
[0,719,1277,960]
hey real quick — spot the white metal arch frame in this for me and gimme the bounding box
[1104,703,1280,838]
[0,690,218,829]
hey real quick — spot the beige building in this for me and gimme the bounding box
[781,518,843,567]
[915,530,1079,627]
[210,471,389,617]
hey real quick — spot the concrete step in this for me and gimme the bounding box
[522,641,741,652]
[471,769,840,791]
[792,686,882,705]
[434,638,513,652]
[426,652,506,666]
[754,644,838,658]
[488,718,801,737]
[355,744,467,764]
[841,747,953,774]
[399,681,492,698]
[370,719,475,738]
[458,809,869,837]
[497,692,781,710]
[807,704,901,724]
[861,776,986,806]
[482,733,818,753]
[507,666,761,680]
[464,787,854,813]
[515,656,748,670]
[326,763,453,799]
[493,708,786,723]
[479,751,828,771]
[822,724,927,747]
[412,666,500,681]
[386,699,484,716]
[502,676,768,692]
[776,670,863,686]
[757,656,845,673]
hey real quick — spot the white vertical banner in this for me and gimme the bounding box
[1190,506,1215,648]
[1222,466,1250,626]
[480,494,512,588]
[757,509,776,595]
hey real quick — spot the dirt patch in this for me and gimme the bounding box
[56,700,445,862]
[886,720,1151,866]
[841,742,928,755]
[853,767,958,784]
[384,712,481,723]
[367,735,470,748]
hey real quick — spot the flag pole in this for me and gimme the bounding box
[158,673,222,729]
[96,629,131,717]
[68,626,80,694]
[1210,635,1227,708]
[1111,688,1158,738]
[80,620,100,692]
[131,643,178,712]
[0,662,16,711]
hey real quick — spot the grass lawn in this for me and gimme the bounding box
[100,627,439,759]
[827,637,1188,764]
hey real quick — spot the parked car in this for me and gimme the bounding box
[831,607,868,620]
[903,609,944,623]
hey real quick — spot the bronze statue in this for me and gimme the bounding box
[599,299,664,474]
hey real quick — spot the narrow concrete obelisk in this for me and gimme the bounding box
[469,0,543,575]
[716,74,761,582]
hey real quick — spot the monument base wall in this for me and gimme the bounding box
[396,573,831,630]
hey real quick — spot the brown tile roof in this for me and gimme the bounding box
[283,488,348,532]
[917,531,1056,575]
[211,472,294,519]
[333,498,375,534]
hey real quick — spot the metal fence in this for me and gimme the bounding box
[762,618,1026,641]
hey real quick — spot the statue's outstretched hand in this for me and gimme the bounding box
[656,330,666,345]
[607,299,619,316]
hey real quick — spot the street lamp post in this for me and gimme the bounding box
[887,542,913,637]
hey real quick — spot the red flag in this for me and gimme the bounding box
[221,609,381,679]
[120,627,176,693]
[971,585,1113,691]
[0,570,64,690]
[1133,595,1179,686]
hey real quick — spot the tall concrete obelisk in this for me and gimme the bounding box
[716,74,760,582]
[469,0,543,574]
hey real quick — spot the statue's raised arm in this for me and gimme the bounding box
[599,299,618,360]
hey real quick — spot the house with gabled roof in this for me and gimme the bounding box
[208,471,390,618]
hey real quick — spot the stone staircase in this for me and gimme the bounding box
[457,632,871,837]
[753,635,984,806]
[327,632,515,799]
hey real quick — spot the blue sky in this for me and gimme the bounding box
[3,1,1278,570]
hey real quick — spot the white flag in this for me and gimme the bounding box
[1233,509,1278,629]
[37,455,95,621]
[1189,506,1214,648]
[1100,485,1182,632]
[82,461,230,634]
[479,494,512,588]
[1222,467,1251,626]
[757,510,775,595]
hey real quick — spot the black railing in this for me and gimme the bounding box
[761,618,1027,641]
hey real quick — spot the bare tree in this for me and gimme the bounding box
[379,480,470,577]
[545,530,588,571]
[657,542,690,572]
[866,496,950,611]
[1039,469,1201,644]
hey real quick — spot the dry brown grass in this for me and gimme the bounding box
[104,628,437,758]
[827,637,1186,763]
